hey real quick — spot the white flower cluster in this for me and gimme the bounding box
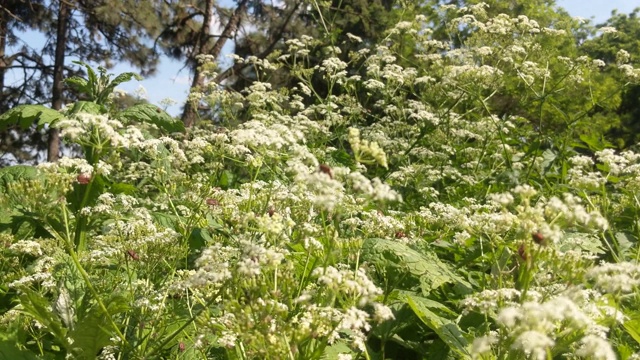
[57,113,145,148]
[187,243,234,288]
[311,266,383,306]
[586,261,640,294]
[8,240,43,257]
[469,290,623,359]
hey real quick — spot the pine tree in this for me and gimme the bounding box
[1,0,163,164]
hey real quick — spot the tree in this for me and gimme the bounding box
[580,8,640,148]
[1,0,163,164]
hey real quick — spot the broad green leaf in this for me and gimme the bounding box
[362,238,470,294]
[52,254,86,320]
[64,76,90,95]
[152,211,178,229]
[0,105,63,131]
[540,149,557,172]
[624,316,640,345]
[109,182,137,195]
[0,341,39,360]
[68,294,129,359]
[119,104,185,133]
[98,72,142,104]
[321,341,355,359]
[109,72,143,89]
[558,232,605,255]
[68,101,105,115]
[19,288,68,349]
[219,170,235,189]
[189,227,211,252]
[615,232,635,256]
[405,294,470,357]
[55,287,75,330]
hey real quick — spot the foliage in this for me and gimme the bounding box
[580,7,640,148]
[2,3,640,360]
[0,0,163,164]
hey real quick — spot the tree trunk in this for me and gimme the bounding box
[181,0,248,127]
[48,0,69,162]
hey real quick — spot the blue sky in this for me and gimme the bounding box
[8,1,640,116]
[559,0,639,22]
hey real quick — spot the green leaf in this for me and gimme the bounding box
[109,72,143,89]
[0,341,39,360]
[578,134,608,152]
[615,232,635,256]
[68,101,105,116]
[19,288,68,349]
[119,104,185,133]
[189,228,211,252]
[321,341,354,359]
[219,170,235,189]
[331,149,356,168]
[68,294,129,359]
[405,294,470,357]
[69,61,98,99]
[0,105,63,131]
[623,314,640,346]
[558,232,605,255]
[152,211,178,229]
[109,183,137,195]
[0,165,39,189]
[540,149,557,172]
[64,76,90,95]
[362,238,471,294]
[97,72,142,105]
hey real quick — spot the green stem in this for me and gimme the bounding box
[145,287,224,358]
[60,202,128,345]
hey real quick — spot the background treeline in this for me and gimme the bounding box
[1,0,639,165]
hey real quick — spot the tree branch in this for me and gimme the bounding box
[214,1,301,83]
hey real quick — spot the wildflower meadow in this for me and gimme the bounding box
[2,3,640,359]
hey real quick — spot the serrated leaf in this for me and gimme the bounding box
[558,232,605,255]
[362,238,470,294]
[68,295,128,359]
[152,211,178,229]
[0,105,63,131]
[97,72,142,105]
[68,101,105,115]
[540,149,557,172]
[19,288,68,349]
[405,294,470,357]
[109,72,143,88]
[119,104,185,133]
[55,287,75,330]
[64,76,90,94]
[322,341,355,359]
[615,232,635,256]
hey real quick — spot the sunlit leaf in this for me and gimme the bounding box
[0,105,63,131]
[406,294,470,357]
[119,103,184,133]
